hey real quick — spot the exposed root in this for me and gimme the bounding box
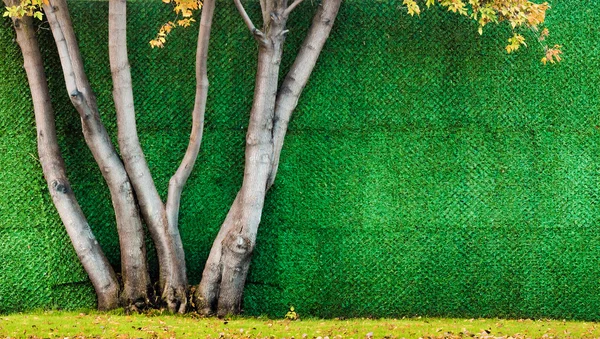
[195,262,222,315]
[122,295,151,314]
[164,284,188,314]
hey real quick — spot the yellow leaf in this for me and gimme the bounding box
[403,0,420,16]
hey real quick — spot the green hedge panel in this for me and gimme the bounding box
[1,0,599,319]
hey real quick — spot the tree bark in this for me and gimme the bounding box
[196,0,289,316]
[216,17,287,314]
[268,0,342,188]
[166,0,216,296]
[6,3,120,310]
[44,0,150,309]
[196,0,342,316]
[108,0,187,313]
[195,192,241,314]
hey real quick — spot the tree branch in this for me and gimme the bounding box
[268,0,342,188]
[108,0,187,313]
[283,0,305,18]
[260,0,272,26]
[196,2,291,315]
[109,0,186,313]
[234,0,265,42]
[43,2,88,105]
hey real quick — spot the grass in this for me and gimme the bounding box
[0,311,600,339]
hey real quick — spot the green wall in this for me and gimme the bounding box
[1,0,600,319]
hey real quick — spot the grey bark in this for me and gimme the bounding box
[196,0,289,315]
[44,0,150,308]
[110,0,211,313]
[196,0,341,316]
[268,0,342,188]
[166,0,216,292]
[6,2,119,310]
[215,9,287,314]
[195,192,241,314]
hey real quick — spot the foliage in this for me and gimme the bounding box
[2,0,47,20]
[149,0,202,48]
[402,0,562,63]
[2,0,203,48]
[148,0,562,63]
[2,0,563,65]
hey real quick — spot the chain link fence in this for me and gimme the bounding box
[1,0,599,319]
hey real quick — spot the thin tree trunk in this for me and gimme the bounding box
[44,0,150,309]
[196,0,341,315]
[6,3,119,310]
[166,0,216,296]
[108,0,187,313]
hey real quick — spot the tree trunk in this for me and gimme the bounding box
[166,0,216,296]
[196,0,289,316]
[196,0,342,316]
[44,0,150,309]
[108,0,187,313]
[195,192,241,314]
[215,21,287,314]
[6,3,120,310]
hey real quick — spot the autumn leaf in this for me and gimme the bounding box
[150,0,202,47]
[411,0,560,63]
[542,45,562,64]
[403,0,420,16]
[506,33,526,53]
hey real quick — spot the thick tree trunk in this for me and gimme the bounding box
[196,0,289,316]
[108,0,187,313]
[44,0,150,309]
[215,19,287,314]
[196,0,342,316]
[6,4,120,310]
[195,192,241,314]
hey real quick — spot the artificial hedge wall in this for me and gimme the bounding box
[1,0,599,319]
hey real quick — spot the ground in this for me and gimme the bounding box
[1,311,600,338]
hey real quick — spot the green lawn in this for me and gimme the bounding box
[1,311,600,339]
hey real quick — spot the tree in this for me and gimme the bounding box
[3,0,560,315]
